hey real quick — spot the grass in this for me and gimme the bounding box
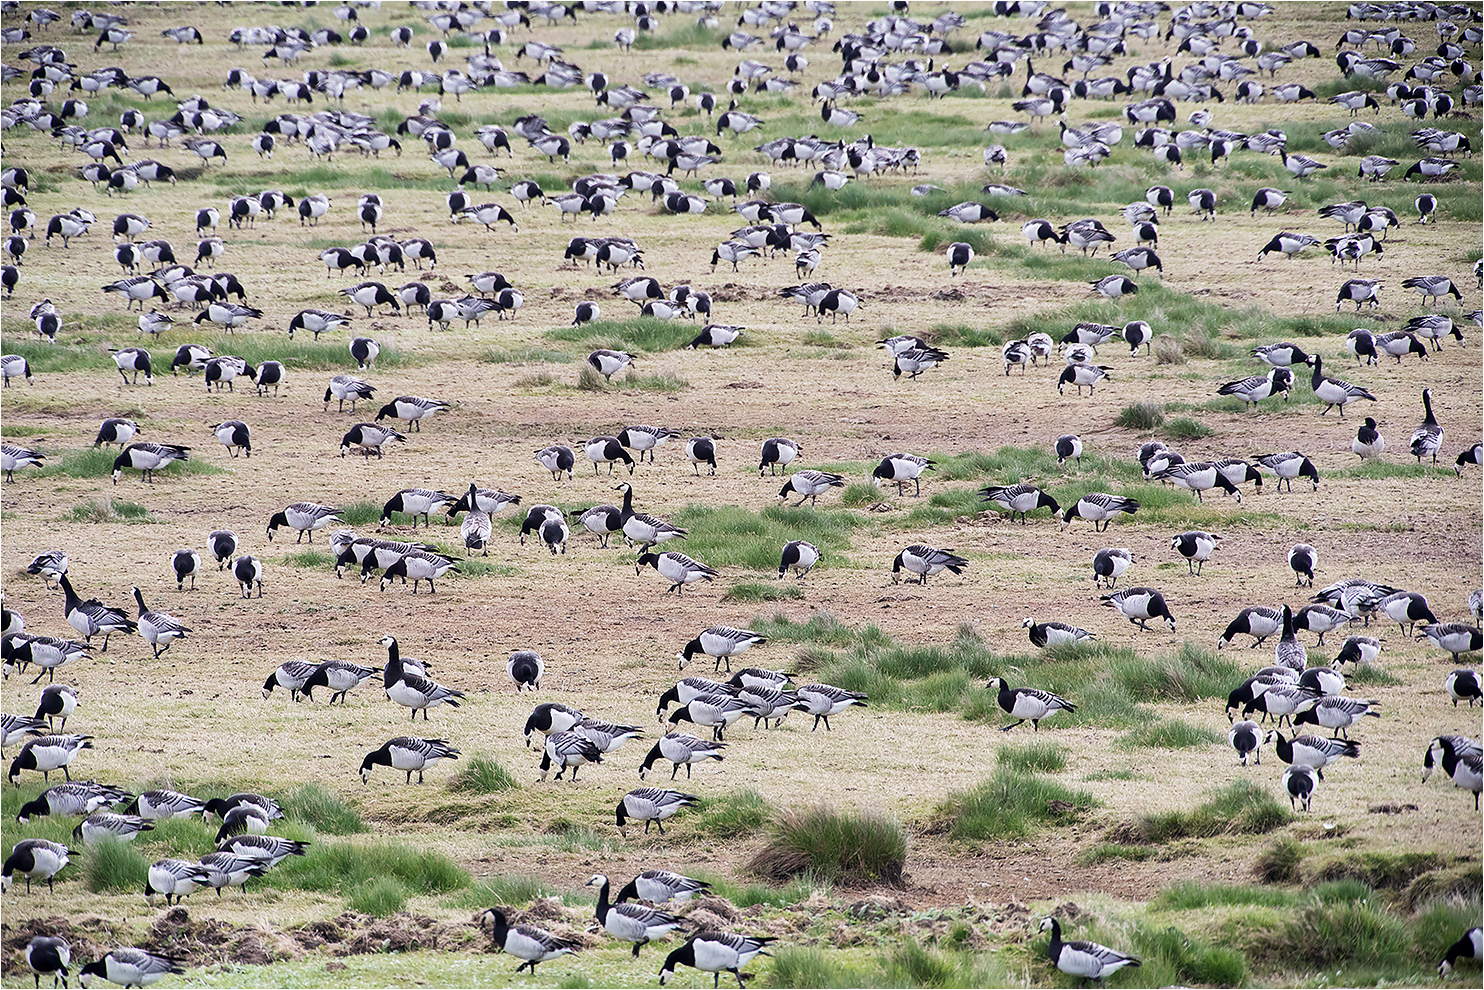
[747,804,907,885]
[1127,922,1249,988]
[84,836,149,893]
[1112,780,1292,844]
[282,550,335,568]
[723,581,804,602]
[996,741,1068,774]
[692,789,771,837]
[1253,837,1306,884]
[447,754,520,794]
[1163,416,1215,441]
[63,499,159,524]
[1116,400,1166,430]
[936,767,1099,841]
[348,876,408,916]
[280,784,365,834]
[1117,718,1222,749]
[41,447,222,482]
[276,839,470,896]
[1080,843,1156,864]
[671,503,859,573]
[455,874,556,911]
[545,318,702,355]
[1308,851,1448,891]
[1154,881,1297,911]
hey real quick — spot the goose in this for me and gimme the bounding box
[1439,928,1482,977]
[1351,417,1385,460]
[1281,151,1327,178]
[684,437,718,477]
[2,839,71,893]
[78,948,185,987]
[1418,623,1482,662]
[1405,314,1465,352]
[1444,670,1480,708]
[1372,330,1428,364]
[792,684,867,731]
[618,426,680,464]
[613,483,687,551]
[111,442,188,485]
[523,702,585,750]
[1283,542,1320,588]
[298,659,376,704]
[212,803,272,843]
[8,734,94,785]
[1023,618,1096,650]
[34,682,76,733]
[980,485,1061,524]
[779,470,845,507]
[615,870,712,904]
[1272,604,1310,672]
[324,375,376,413]
[589,873,683,955]
[17,781,130,822]
[361,736,459,784]
[658,931,777,990]
[381,636,463,718]
[266,503,342,543]
[1061,493,1139,532]
[686,325,741,351]
[58,576,136,651]
[1440,745,1483,810]
[680,628,765,673]
[380,489,456,528]
[507,651,543,692]
[1171,531,1221,575]
[872,454,934,497]
[262,661,317,701]
[130,587,189,659]
[0,709,45,753]
[778,540,820,580]
[1058,363,1113,396]
[25,936,69,988]
[1217,367,1294,410]
[1090,275,1137,299]
[380,550,459,592]
[587,350,634,382]
[340,423,405,458]
[638,552,717,594]
[1,353,31,386]
[1039,917,1140,984]
[1402,275,1463,307]
[538,729,605,781]
[891,545,968,585]
[1229,719,1274,765]
[1294,696,1380,739]
[9,636,91,686]
[1409,388,1443,463]
[1156,462,1242,503]
[1091,548,1133,590]
[27,551,68,589]
[1273,731,1359,781]
[1306,356,1375,419]
[537,444,577,480]
[539,512,570,555]
[1280,763,1318,812]
[285,309,349,341]
[1102,586,1175,632]
[1,443,45,482]
[251,361,284,397]
[577,505,622,549]
[1375,590,1437,635]
[1333,635,1381,667]
[476,909,580,975]
[985,675,1076,731]
[616,787,699,836]
[518,506,564,547]
[453,508,491,555]
[196,851,268,896]
[117,788,200,822]
[215,834,307,868]
[1335,278,1383,311]
[758,438,800,476]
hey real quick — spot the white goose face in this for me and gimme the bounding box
[378,635,396,649]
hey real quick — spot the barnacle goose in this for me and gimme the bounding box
[1061,493,1139,531]
[615,483,687,550]
[680,628,766,673]
[980,485,1061,524]
[539,511,570,555]
[24,936,69,988]
[216,834,307,868]
[792,683,867,731]
[891,545,968,585]
[658,931,777,989]
[1273,731,1359,781]
[9,636,91,686]
[638,733,725,782]
[232,556,263,598]
[779,470,845,506]
[1289,544,1318,587]
[8,734,94,785]
[266,503,342,543]
[1090,274,1137,299]
[59,575,136,651]
[988,674,1077,732]
[1275,605,1309,672]
[1,354,31,386]
[1040,918,1140,983]
[1256,452,1320,492]
[130,587,189,658]
[616,870,711,905]
[376,396,449,432]
[587,437,636,475]
[16,781,129,821]
[775,540,821,580]
[197,852,269,896]
[637,552,718,594]
[1293,696,1380,738]
[1282,763,1318,811]
[616,787,699,836]
[300,660,375,704]
[381,635,464,718]
[1418,624,1482,662]
[524,702,585,749]
[1218,367,1293,409]
[78,947,185,987]
[324,374,376,413]
[1171,531,1220,575]
[1351,417,1385,460]
[1229,720,1273,765]
[1409,388,1443,463]
[341,423,405,458]
[380,489,456,528]
[476,909,580,975]
[685,437,717,476]
[577,505,621,549]
[758,438,799,476]
[111,442,188,485]
[263,660,317,701]
[1236,682,1311,727]
[361,736,459,784]
[1102,587,1175,632]
[1378,590,1438,635]
[1092,548,1132,589]
[1333,635,1381,667]
[618,426,680,464]
[537,444,576,480]
[26,551,68,589]
[2,839,70,893]
[1156,462,1242,503]
[687,325,742,350]
[893,345,949,380]
[872,453,934,496]
[506,650,543,692]
[1438,927,1482,976]
[1402,275,1463,306]
[1336,278,1383,311]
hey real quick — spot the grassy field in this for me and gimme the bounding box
[1,1,1481,987]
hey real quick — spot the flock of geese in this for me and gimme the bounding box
[2,0,1483,986]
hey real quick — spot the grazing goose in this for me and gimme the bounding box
[1023,619,1096,649]
[8,735,94,785]
[1418,623,1482,662]
[1061,493,1139,531]
[1039,917,1140,984]
[616,787,699,836]
[616,870,711,904]
[380,489,456,528]
[779,469,845,506]
[266,503,342,543]
[891,545,968,585]
[262,660,318,701]
[1171,531,1220,575]
[1273,732,1359,781]
[340,423,405,458]
[25,936,70,988]
[1229,719,1274,765]
[1424,737,1481,785]
[680,628,766,672]
[361,736,459,784]
[1289,544,1318,587]
[1056,435,1083,465]
[1378,590,1437,635]
[507,651,543,692]
[1441,746,1483,809]
[539,512,570,555]
[226,555,260,598]
[2,355,32,386]
[197,851,269,896]
[947,241,974,275]
[2,839,71,893]
[1438,927,1482,977]
[519,506,564,547]
[58,575,136,651]
[381,635,464,719]
[640,733,727,781]
[524,702,585,749]
[1092,548,1132,589]
[667,695,753,741]
[577,505,622,549]
[1156,462,1242,503]
[1275,605,1308,672]
[1402,275,1462,307]
[1293,696,1380,739]
[1256,452,1320,492]
[1102,587,1175,632]
[1090,275,1137,300]
[1409,388,1443,463]
[78,948,185,987]
[1446,670,1481,707]
[637,552,717,594]
[658,931,777,990]
[1333,635,1381,667]
[16,781,129,821]
[1335,278,1384,312]
[893,346,950,380]
[111,442,188,485]
[618,427,680,464]
[684,437,717,476]
[27,551,68,589]
[167,548,202,592]
[212,803,272,843]
[655,678,733,719]
[575,718,643,755]
[380,550,459,592]
[616,483,687,550]
[216,834,307,868]
[792,683,867,731]
[447,484,521,520]
[0,713,45,755]
[778,540,820,579]
[300,660,376,704]
[589,874,683,955]
[477,908,580,975]
[588,349,634,382]
[131,587,189,658]
[1218,367,1293,409]
[872,453,934,496]
[986,676,1076,731]
[376,396,449,432]
[757,438,800,476]
[324,375,376,413]
[1282,763,1318,811]
[1455,443,1483,477]
[9,637,91,686]
[587,437,636,476]
[686,325,741,350]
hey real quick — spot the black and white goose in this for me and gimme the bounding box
[872,453,934,496]
[361,736,459,784]
[524,702,585,750]
[1091,548,1132,589]
[340,422,405,458]
[26,551,68,589]
[380,489,455,528]
[778,540,819,579]
[1061,493,1139,531]
[1258,231,1320,260]
[577,505,622,549]
[1171,531,1220,575]
[1256,452,1320,493]
[1440,745,1483,810]
[262,660,317,701]
[8,734,94,785]
[2,839,71,893]
[778,469,845,506]
[1274,605,1309,672]
[2,354,33,387]
[380,550,458,592]
[587,436,636,475]
[78,948,185,987]
[666,695,753,741]
[680,627,765,673]
[229,556,261,598]
[58,575,136,651]
[637,552,717,594]
[616,787,699,836]
[35,684,77,731]
[1218,367,1293,409]
[507,651,543,692]
[459,510,492,554]
[589,873,683,955]
[616,870,711,905]
[1155,462,1242,502]
[130,587,189,658]
[375,396,449,432]
[658,931,777,990]
[1333,635,1381,667]
[447,484,521,519]
[891,545,968,585]
[618,426,680,464]
[380,635,464,719]
[1335,278,1383,312]
[324,374,376,413]
[1282,763,1318,811]
[1229,719,1273,765]
[1039,917,1140,984]
[615,483,687,550]
[536,444,576,480]
[1102,586,1175,632]
[986,676,1076,731]
[1023,619,1096,649]
[266,503,342,543]
[1273,731,1359,781]
[476,909,579,975]
[684,437,717,476]
[1409,388,1443,463]
[1402,275,1462,307]
[1293,696,1380,739]
[792,683,867,732]
[111,442,188,485]
[300,660,377,704]
[758,438,800,476]
[1438,927,1482,976]
[1351,417,1384,459]
[1375,590,1437,635]
[17,781,129,821]
[893,346,949,380]
[1418,623,1482,662]
[587,349,634,382]
[196,852,268,896]
[639,733,727,780]
[8,636,91,686]
[24,936,69,988]
[216,834,307,868]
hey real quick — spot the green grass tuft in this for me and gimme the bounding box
[280,784,365,834]
[996,741,1068,774]
[1116,400,1166,430]
[337,501,381,526]
[1118,719,1222,749]
[747,804,906,885]
[1116,780,1292,844]
[1154,881,1297,911]
[695,789,771,838]
[63,499,158,524]
[1253,837,1306,885]
[282,550,334,568]
[937,768,1098,841]
[723,581,804,603]
[1080,843,1156,864]
[447,754,520,794]
[348,876,408,916]
[84,835,149,893]
[1164,416,1215,441]
[275,840,470,895]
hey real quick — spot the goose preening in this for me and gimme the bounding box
[476,908,580,975]
[986,676,1076,731]
[1039,917,1140,984]
[658,931,778,990]
[24,936,70,988]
